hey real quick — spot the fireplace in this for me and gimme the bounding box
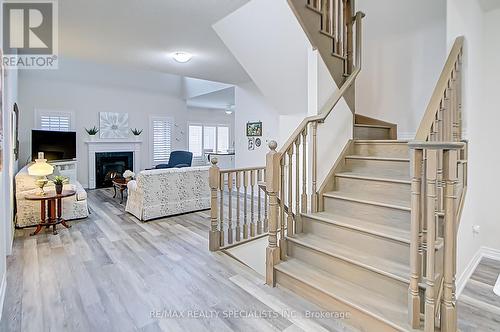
[95,152,133,188]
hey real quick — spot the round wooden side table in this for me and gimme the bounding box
[112,178,130,204]
[25,190,76,236]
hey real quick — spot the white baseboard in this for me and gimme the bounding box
[0,272,6,322]
[457,246,500,297]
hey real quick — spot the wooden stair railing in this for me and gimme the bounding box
[209,158,268,251]
[265,10,364,286]
[408,36,467,331]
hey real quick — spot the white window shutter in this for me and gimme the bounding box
[39,114,71,131]
[152,118,173,163]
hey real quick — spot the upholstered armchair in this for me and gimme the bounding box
[155,151,193,169]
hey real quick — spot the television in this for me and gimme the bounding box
[31,130,77,161]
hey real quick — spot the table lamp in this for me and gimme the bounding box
[28,152,54,196]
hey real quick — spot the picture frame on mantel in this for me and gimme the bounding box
[246,121,262,137]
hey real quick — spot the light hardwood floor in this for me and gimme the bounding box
[458,257,500,331]
[0,189,357,332]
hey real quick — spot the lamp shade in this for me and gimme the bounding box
[28,153,54,177]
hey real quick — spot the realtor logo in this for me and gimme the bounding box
[2,0,58,69]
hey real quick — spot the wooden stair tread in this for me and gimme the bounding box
[354,140,409,144]
[275,258,418,331]
[354,124,392,129]
[345,155,410,162]
[302,211,411,244]
[335,170,411,184]
[324,190,411,210]
[289,233,411,283]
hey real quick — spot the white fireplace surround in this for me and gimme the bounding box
[85,140,142,189]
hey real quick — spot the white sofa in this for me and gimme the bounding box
[15,164,89,227]
[125,166,210,221]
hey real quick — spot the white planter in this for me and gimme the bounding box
[88,135,97,141]
[134,135,141,141]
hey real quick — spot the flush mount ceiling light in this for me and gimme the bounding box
[172,52,193,63]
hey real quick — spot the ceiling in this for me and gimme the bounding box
[187,87,235,110]
[59,0,251,84]
[478,0,500,12]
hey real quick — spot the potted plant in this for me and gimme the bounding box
[131,128,143,141]
[123,170,135,181]
[52,175,68,195]
[85,126,99,141]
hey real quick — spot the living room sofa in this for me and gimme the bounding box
[15,164,89,227]
[125,166,210,221]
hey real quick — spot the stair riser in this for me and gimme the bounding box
[354,126,391,140]
[323,196,410,228]
[303,218,410,266]
[287,241,409,307]
[343,159,410,178]
[275,269,402,332]
[353,143,409,158]
[334,176,411,203]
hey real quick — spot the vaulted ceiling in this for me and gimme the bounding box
[59,0,251,84]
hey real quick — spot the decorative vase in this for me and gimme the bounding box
[55,184,63,195]
[134,135,141,141]
[89,135,96,142]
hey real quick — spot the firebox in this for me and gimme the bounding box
[95,152,133,188]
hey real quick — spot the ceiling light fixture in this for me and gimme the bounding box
[172,52,193,63]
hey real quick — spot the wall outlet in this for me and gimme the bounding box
[472,225,480,235]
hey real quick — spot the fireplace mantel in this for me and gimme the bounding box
[86,140,142,189]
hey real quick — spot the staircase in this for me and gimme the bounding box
[209,1,467,331]
[274,127,420,331]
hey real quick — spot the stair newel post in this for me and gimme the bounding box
[287,148,294,237]
[209,157,220,251]
[235,171,241,242]
[424,148,438,332]
[311,122,319,213]
[227,172,234,245]
[408,147,423,328]
[301,129,308,214]
[295,138,303,233]
[441,147,459,332]
[266,141,281,286]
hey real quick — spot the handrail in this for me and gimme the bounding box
[278,11,365,155]
[415,36,464,140]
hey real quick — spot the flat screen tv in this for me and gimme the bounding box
[31,130,77,161]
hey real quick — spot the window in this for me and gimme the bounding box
[188,124,231,159]
[36,110,73,131]
[188,125,203,157]
[151,117,173,164]
[217,126,229,152]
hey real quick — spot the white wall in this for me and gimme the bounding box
[356,0,447,138]
[446,0,486,279]
[18,59,234,188]
[234,82,280,168]
[214,0,310,116]
[0,67,18,317]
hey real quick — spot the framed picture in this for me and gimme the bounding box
[246,121,262,137]
[248,137,255,150]
[99,112,129,138]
